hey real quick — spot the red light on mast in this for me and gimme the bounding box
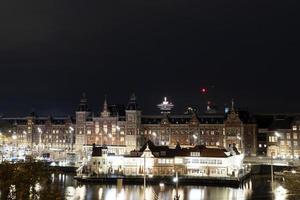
[201,88,208,94]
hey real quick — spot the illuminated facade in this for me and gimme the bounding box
[256,115,300,159]
[0,93,257,159]
[74,94,257,157]
[84,141,244,178]
[1,115,75,151]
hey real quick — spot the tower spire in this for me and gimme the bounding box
[126,93,140,110]
[103,95,108,112]
[101,95,110,117]
[77,92,89,111]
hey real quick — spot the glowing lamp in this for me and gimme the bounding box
[201,88,208,94]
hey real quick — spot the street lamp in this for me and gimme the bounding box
[69,126,74,151]
[12,134,17,140]
[173,171,180,200]
[193,134,198,145]
[37,127,43,153]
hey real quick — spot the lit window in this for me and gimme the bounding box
[294,141,298,147]
[259,144,262,148]
[269,136,277,142]
[293,126,297,131]
[264,144,267,147]
[287,133,291,139]
[287,141,291,146]
[113,125,117,135]
[103,125,108,134]
[280,141,285,146]
[87,130,91,135]
[293,133,298,139]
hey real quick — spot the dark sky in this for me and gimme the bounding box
[0,0,299,116]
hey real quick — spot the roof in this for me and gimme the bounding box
[130,140,232,158]
[268,117,294,130]
[91,145,108,157]
[126,93,141,110]
[77,93,90,112]
[1,116,75,125]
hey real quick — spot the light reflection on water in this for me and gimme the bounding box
[54,174,293,200]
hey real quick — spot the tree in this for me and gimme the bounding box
[0,161,63,200]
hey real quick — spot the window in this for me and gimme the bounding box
[269,136,277,142]
[293,133,298,139]
[287,133,291,139]
[87,130,91,135]
[191,152,200,157]
[112,125,116,135]
[293,126,297,131]
[280,141,285,146]
[294,141,298,147]
[259,144,262,148]
[287,141,291,146]
[95,122,100,134]
[211,131,214,135]
[103,125,108,134]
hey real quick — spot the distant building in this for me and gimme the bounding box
[0,93,257,159]
[74,94,257,157]
[0,113,75,159]
[256,114,300,159]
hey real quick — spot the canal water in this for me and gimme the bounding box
[55,174,297,200]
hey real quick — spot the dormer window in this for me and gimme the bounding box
[190,152,200,157]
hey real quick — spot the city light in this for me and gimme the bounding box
[37,127,42,133]
[173,177,178,183]
[201,88,208,94]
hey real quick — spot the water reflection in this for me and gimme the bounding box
[53,174,297,200]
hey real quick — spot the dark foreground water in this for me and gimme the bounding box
[54,174,298,200]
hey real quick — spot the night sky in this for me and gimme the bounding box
[0,0,299,116]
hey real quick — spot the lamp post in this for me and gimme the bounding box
[22,131,27,147]
[116,125,120,145]
[69,126,74,151]
[193,134,198,146]
[173,171,179,200]
[143,153,146,200]
[37,127,43,154]
[271,131,281,191]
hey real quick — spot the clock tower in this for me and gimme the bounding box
[224,100,244,153]
[75,93,90,153]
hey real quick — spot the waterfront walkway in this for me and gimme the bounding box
[74,172,251,188]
